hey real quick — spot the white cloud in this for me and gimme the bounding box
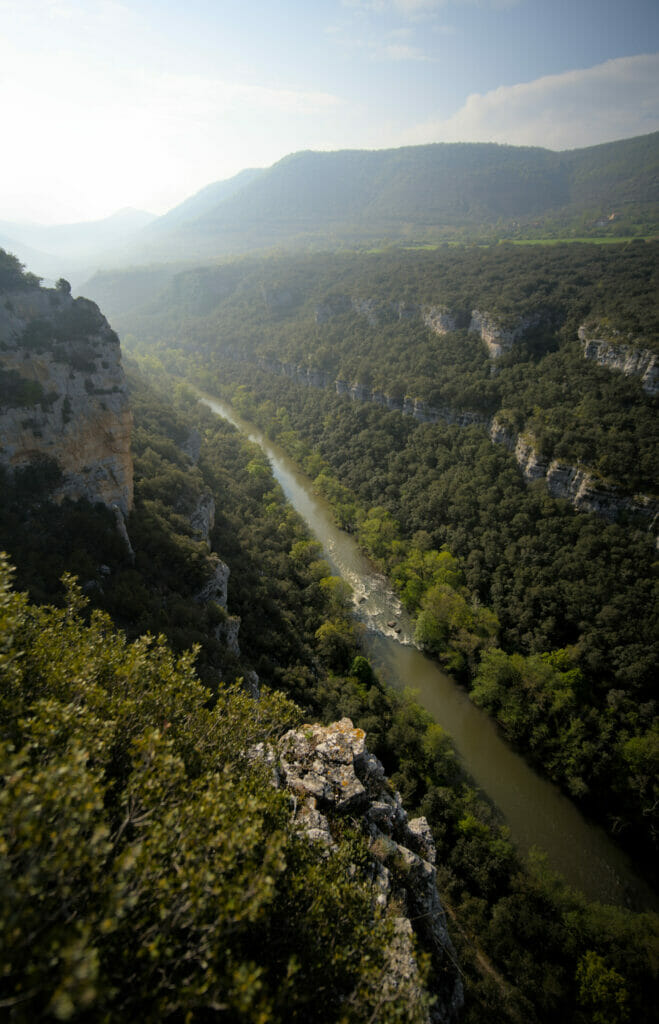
[383,43,431,60]
[402,54,659,150]
[330,20,436,61]
[343,0,520,12]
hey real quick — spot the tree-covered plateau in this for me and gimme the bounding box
[103,243,658,495]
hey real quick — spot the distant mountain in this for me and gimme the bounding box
[0,229,58,280]
[0,208,156,282]
[126,132,659,262]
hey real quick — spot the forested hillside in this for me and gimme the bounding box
[91,241,659,494]
[2,362,658,1023]
[108,241,658,868]
[122,132,659,258]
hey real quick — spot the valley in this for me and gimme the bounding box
[199,389,656,910]
[1,131,658,1024]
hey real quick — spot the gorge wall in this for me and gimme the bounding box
[225,291,657,532]
[224,351,658,534]
[0,277,133,515]
[578,323,659,395]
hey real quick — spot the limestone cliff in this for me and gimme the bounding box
[312,291,546,364]
[185,460,258,693]
[0,275,133,514]
[467,308,550,361]
[578,323,659,395]
[510,431,659,535]
[253,717,464,1023]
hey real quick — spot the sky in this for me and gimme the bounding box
[1,0,658,223]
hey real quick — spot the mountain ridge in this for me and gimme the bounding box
[132,132,659,259]
[4,132,658,282]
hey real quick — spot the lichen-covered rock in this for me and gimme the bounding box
[510,433,659,537]
[423,306,459,336]
[243,669,260,700]
[488,416,515,450]
[0,281,133,514]
[514,434,549,482]
[271,718,463,1023]
[278,718,369,812]
[216,614,241,655]
[469,309,546,360]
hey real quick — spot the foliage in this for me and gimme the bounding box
[1,344,657,1023]
[110,243,659,494]
[0,248,41,290]
[0,555,428,1023]
[187,363,658,864]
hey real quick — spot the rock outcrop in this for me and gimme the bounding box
[513,433,659,534]
[191,504,255,681]
[189,490,216,543]
[260,718,464,1023]
[578,324,659,395]
[423,307,461,336]
[468,309,547,360]
[222,352,658,532]
[0,279,133,514]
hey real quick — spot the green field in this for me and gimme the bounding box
[504,236,656,246]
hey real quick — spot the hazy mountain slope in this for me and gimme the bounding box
[128,132,659,260]
[563,131,659,207]
[77,263,183,318]
[0,208,155,259]
[144,167,264,232]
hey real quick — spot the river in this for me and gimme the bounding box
[200,392,655,911]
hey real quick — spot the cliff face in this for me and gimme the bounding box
[0,280,133,514]
[578,324,659,395]
[509,432,659,531]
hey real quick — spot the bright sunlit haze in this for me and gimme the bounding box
[1,0,658,224]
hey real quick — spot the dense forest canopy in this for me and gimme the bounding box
[3,228,658,1023]
[2,365,657,1023]
[90,242,659,495]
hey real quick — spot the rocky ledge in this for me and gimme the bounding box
[254,718,464,1023]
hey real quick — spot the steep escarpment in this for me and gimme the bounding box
[0,555,458,1024]
[223,351,658,531]
[0,253,133,514]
